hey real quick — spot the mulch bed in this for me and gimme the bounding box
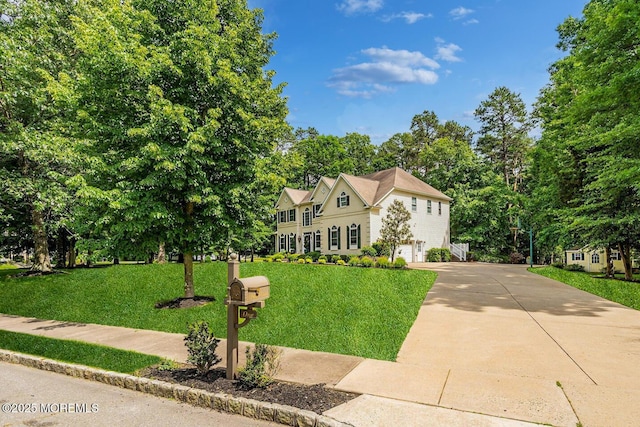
[140,365,359,414]
[154,296,216,309]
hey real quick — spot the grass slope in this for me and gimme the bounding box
[531,266,640,310]
[0,263,435,360]
[0,330,162,373]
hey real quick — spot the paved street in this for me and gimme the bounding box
[0,362,277,427]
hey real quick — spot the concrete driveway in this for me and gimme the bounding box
[331,263,640,426]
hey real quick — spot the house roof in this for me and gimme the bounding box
[359,167,452,204]
[283,188,312,205]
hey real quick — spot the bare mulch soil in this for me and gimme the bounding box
[141,365,359,414]
[154,296,215,309]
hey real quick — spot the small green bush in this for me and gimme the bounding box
[287,253,299,262]
[331,255,341,263]
[360,246,377,257]
[551,262,565,269]
[238,343,281,388]
[297,258,306,264]
[307,251,322,262]
[318,258,327,265]
[184,321,221,375]
[318,255,327,261]
[440,248,451,262]
[340,254,350,263]
[372,241,390,257]
[348,256,360,267]
[565,264,585,272]
[427,248,442,262]
[394,257,407,269]
[336,259,346,266]
[305,257,313,263]
[272,253,285,261]
[376,257,390,269]
[360,256,374,267]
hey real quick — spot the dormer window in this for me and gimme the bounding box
[337,191,350,208]
[302,208,311,227]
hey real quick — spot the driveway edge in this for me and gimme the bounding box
[0,349,353,427]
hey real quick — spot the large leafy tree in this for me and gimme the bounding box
[533,0,640,279]
[0,0,79,271]
[68,0,288,296]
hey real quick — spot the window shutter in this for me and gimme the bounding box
[346,195,350,206]
[338,227,341,250]
[337,197,340,208]
[327,228,331,250]
[357,225,361,249]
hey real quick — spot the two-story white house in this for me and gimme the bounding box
[274,167,451,262]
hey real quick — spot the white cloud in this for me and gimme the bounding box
[328,47,439,98]
[464,18,479,25]
[435,39,463,62]
[337,0,384,15]
[449,6,474,20]
[381,11,432,24]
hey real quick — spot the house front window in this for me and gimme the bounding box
[338,192,350,208]
[330,226,340,250]
[349,224,360,249]
[279,234,286,252]
[411,197,417,212]
[611,252,621,261]
[288,209,296,222]
[313,204,321,217]
[572,252,584,261]
[302,208,311,227]
[592,253,600,264]
[314,231,322,251]
[278,211,287,223]
[427,200,432,214]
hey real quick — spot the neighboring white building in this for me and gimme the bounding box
[274,167,451,262]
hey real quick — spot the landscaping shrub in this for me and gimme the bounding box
[305,257,313,263]
[360,246,377,257]
[297,258,306,264]
[340,254,350,263]
[348,256,360,267]
[264,256,273,263]
[565,264,585,272]
[318,258,327,265]
[318,255,327,262]
[287,253,299,262]
[306,251,322,262]
[427,248,442,262]
[184,321,221,375]
[360,256,374,268]
[331,255,341,264]
[394,257,407,269]
[441,248,451,262]
[376,257,390,269]
[238,343,281,388]
[272,253,285,262]
[336,259,346,266]
[372,241,391,257]
[551,262,564,269]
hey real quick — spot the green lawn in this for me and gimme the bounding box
[530,266,640,310]
[0,262,436,360]
[0,330,163,373]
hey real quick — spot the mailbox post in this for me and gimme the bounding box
[224,253,270,379]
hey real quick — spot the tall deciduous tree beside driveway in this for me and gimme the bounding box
[69,0,288,297]
[380,200,413,262]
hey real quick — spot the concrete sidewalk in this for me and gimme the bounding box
[2,263,639,426]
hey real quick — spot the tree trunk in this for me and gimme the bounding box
[55,230,67,268]
[251,247,255,262]
[183,252,195,298]
[30,208,52,272]
[68,237,76,268]
[86,249,93,267]
[605,247,613,278]
[158,242,166,264]
[618,243,633,281]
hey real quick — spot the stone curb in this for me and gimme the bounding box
[0,350,353,427]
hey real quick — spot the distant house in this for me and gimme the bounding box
[564,247,628,273]
[274,167,451,262]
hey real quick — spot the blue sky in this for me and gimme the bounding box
[248,0,588,144]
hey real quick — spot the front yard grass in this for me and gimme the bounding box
[0,330,163,373]
[530,266,640,310]
[0,262,436,361]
